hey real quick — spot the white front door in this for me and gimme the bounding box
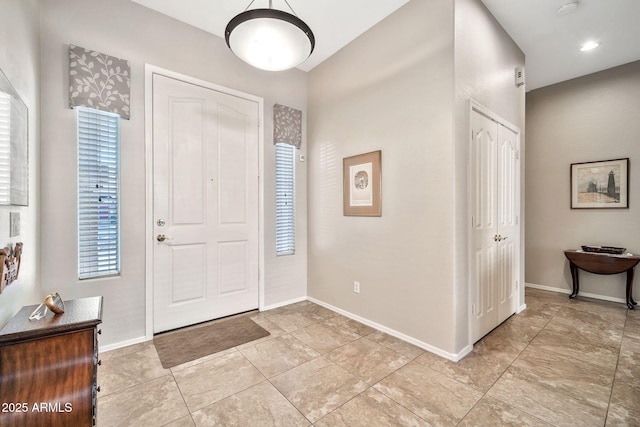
[152,74,259,333]
[470,107,520,343]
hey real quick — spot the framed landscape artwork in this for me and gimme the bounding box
[570,158,629,209]
[343,150,381,216]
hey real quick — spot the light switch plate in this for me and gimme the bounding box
[10,212,20,237]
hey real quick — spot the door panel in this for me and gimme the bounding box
[219,105,249,224]
[218,241,248,295]
[497,124,518,323]
[471,111,499,340]
[171,100,205,225]
[169,244,206,303]
[153,74,259,333]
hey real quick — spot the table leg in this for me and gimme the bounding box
[627,268,637,310]
[569,262,579,299]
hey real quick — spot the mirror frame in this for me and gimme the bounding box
[0,66,29,206]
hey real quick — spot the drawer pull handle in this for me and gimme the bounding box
[97,329,102,335]
[97,360,102,366]
[96,386,101,393]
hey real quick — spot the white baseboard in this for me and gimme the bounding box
[99,335,149,353]
[262,296,307,312]
[517,303,527,314]
[525,282,627,305]
[307,297,471,362]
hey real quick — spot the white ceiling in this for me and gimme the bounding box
[130,0,640,90]
[480,0,640,90]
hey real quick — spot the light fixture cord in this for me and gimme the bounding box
[243,0,298,15]
[283,0,298,16]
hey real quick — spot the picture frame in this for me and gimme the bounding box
[570,158,629,209]
[343,150,381,216]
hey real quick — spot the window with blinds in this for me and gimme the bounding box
[0,92,11,204]
[77,107,120,279]
[275,143,295,256]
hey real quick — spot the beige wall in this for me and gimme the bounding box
[39,0,308,347]
[526,61,640,300]
[0,0,40,327]
[453,0,525,349]
[308,0,524,356]
[308,0,458,354]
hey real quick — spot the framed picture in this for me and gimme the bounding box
[343,150,381,216]
[570,158,629,209]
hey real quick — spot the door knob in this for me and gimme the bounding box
[157,234,173,242]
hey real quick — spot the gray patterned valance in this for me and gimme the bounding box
[273,104,302,148]
[69,45,131,119]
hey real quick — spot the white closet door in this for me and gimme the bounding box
[470,108,520,343]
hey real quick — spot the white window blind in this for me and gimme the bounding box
[77,107,120,279]
[275,143,295,256]
[0,92,11,205]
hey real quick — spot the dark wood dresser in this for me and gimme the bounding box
[0,296,103,427]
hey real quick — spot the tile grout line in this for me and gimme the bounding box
[169,363,198,426]
[603,308,629,426]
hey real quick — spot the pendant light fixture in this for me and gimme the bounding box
[225,0,315,71]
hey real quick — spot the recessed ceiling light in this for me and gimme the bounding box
[557,1,579,15]
[580,41,600,52]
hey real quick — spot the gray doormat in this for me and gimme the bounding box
[154,315,269,369]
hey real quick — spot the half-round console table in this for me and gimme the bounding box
[564,249,640,309]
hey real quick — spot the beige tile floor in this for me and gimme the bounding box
[97,289,640,426]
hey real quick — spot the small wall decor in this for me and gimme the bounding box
[0,242,22,293]
[343,150,382,216]
[570,158,629,209]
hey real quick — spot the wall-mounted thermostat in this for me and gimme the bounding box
[515,67,525,88]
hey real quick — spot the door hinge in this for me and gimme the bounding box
[515,215,519,225]
[516,150,520,160]
[471,216,474,227]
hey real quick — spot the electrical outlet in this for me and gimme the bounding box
[353,281,360,293]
